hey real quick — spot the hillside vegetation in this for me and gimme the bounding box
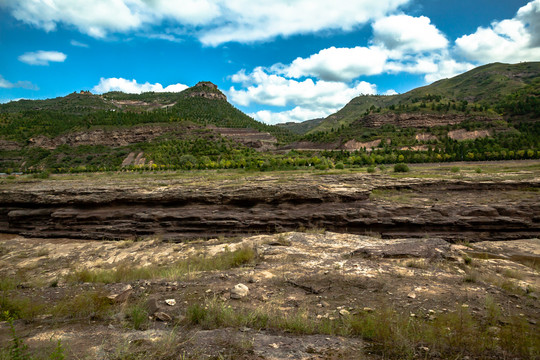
[0,63,539,174]
[310,62,540,134]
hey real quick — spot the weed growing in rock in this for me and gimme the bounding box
[463,269,479,283]
[0,312,65,360]
[124,302,149,330]
[502,268,525,280]
[107,329,186,360]
[303,227,326,235]
[484,295,501,326]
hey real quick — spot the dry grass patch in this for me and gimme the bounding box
[52,289,113,320]
[66,246,257,284]
[405,259,429,269]
[183,297,539,359]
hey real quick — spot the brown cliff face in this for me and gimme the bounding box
[27,125,188,150]
[359,113,499,128]
[20,123,276,151]
[1,173,538,242]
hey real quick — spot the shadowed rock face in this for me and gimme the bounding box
[1,174,538,241]
[358,113,497,128]
[27,125,186,150]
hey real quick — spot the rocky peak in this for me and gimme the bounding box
[187,81,227,101]
[195,81,218,89]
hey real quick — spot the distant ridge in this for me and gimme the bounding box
[307,62,540,134]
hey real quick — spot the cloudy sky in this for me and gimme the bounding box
[1,0,539,124]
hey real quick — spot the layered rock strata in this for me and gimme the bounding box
[0,175,538,241]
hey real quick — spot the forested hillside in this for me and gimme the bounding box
[0,63,539,175]
[309,62,540,134]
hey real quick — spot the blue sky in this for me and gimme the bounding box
[1,0,539,124]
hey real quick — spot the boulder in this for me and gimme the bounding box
[155,312,172,322]
[107,284,132,303]
[230,283,249,299]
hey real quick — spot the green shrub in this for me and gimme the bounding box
[335,162,344,170]
[367,166,376,173]
[0,294,44,321]
[393,163,409,173]
[451,166,460,173]
[32,170,50,179]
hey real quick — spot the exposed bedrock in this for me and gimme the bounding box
[1,176,538,241]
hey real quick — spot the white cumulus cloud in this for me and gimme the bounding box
[229,67,376,124]
[18,51,67,66]
[372,14,448,53]
[455,0,540,63]
[384,53,474,82]
[92,78,188,94]
[197,0,411,46]
[269,14,471,84]
[279,46,388,82]
[251,107,332,125]
[0,0,411,44]
[423,59,475,83]
[6,0,144,38]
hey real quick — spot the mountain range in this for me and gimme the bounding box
[0,62,538,173]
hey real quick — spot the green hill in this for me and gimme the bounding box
[309,62,540,134]
[0,65,538,175]
[0,82,294,143]
[277,118,325,134]
[0,91,115,114]
[0,82,299,173]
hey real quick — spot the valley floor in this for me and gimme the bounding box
[0,160,539,359]
[0,232,538,359]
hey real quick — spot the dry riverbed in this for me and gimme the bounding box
[0,231,538,359]
[1,162,539,359]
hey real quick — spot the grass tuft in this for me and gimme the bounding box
[52,290,112,319]
[124,301,149,330]
[393,163,410,173]
[405,260,428,269]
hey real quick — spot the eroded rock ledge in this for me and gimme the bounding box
[0,174,538,241]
